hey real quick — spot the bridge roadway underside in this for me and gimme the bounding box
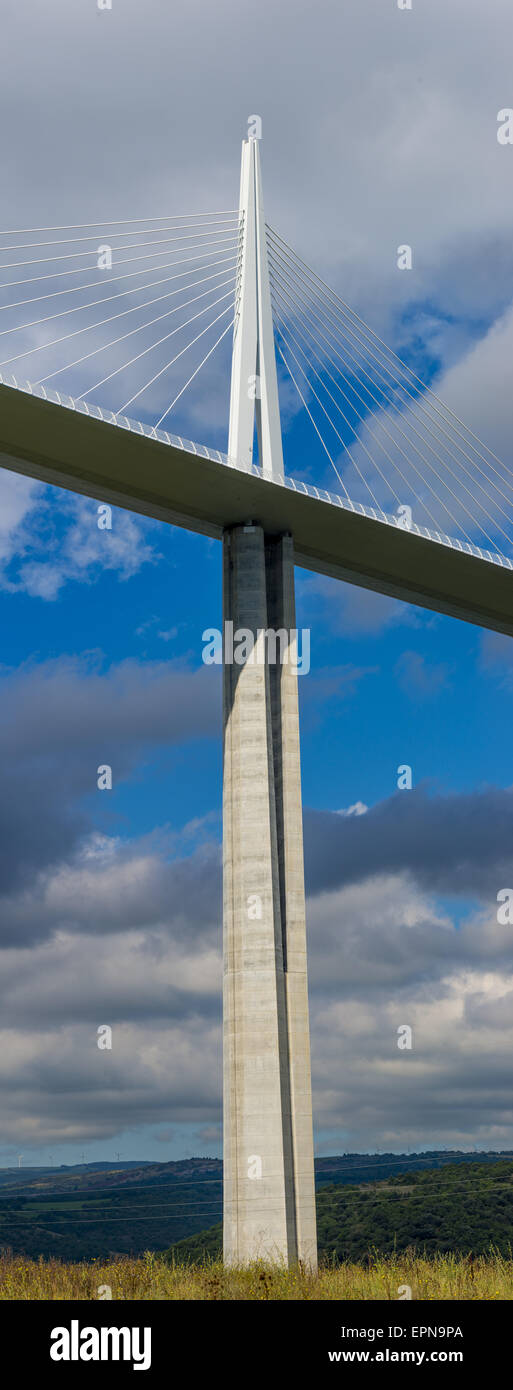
[1,384,512,635]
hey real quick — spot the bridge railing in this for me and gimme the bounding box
[0,370,510,572]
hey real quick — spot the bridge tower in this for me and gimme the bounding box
[222,136,317,1268]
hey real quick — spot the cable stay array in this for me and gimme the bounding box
[0,207,512,565]
[266,224,513,563]
[0,211,241,431]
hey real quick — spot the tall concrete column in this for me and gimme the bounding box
[222,522,317,1268]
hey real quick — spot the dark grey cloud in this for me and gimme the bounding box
[0,1018,222,1141]
[0,839,222,951]
[1,767,513,1147]
[0,654,512,1152]
[1,0,513,1154]
[0,654,220,898]
[3,870,513,1149]
[0,654,220,760]
[306,873,513,1000]
[304,785,513,900]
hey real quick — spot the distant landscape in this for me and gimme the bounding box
[1,1151,512,1264]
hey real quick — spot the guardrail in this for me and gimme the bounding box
[1,371,510,572]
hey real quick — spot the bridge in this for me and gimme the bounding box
[1,133,512,1269]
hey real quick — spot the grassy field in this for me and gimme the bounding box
[0,1250,511,1300]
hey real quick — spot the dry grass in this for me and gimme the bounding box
[0,1249,511,1300]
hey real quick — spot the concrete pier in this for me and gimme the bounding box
[222,522,317,1268]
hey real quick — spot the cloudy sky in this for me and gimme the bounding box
[1,0,513,1167]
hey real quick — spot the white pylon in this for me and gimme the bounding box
[228,137,284,481]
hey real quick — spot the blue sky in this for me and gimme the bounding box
[1,0,513,1168]
[1,456,512,1166]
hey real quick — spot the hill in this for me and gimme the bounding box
[1,1151,512,1262]
[168,1159,513,1264]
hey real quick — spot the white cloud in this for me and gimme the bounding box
[1,0,512,443]
[1,0,512,1161]
[307,875,513,1147]
[0,476,159,596]
[0,849,512,1151]
[0,472,42,567]
[433,300,513,464]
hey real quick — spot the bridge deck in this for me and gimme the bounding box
[1,379,512,635]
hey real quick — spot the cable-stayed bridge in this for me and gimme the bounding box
[0,150,512,629]
[1,174,512,630]
[1,135,512,1270]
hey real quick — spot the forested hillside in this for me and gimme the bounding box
[1,1153,512,1262]
[169,1160,513,1264]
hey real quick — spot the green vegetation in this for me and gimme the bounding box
[1,1159,512,1299]
[169,1161,513,1265]
[0,1159,223,1261]
[1,1154,512,1264]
